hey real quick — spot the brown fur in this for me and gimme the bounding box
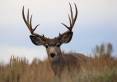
[22,3,81,78]
[50,53,88,77]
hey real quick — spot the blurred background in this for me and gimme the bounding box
[0,0,117,63]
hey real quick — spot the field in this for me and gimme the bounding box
[0,43,117,82]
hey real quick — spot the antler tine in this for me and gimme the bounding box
[61,3,78,31]
[71,3,78,29]
[27,9,30,24]
[69,3,73,25]
[22,6,39,34]
[22,7,32,33]
[33,24,40,32]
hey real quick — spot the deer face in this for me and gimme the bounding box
[22,3,78,60]
[30,31,73,60]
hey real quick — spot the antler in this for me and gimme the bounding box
[61,3,78,32]
[22,6,39,34]
[22,3,78,46]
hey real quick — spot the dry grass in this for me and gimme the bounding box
[0,54,117,82]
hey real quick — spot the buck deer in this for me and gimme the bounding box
[22,3,84,77]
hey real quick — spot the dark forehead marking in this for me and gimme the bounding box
[46,38,59,46]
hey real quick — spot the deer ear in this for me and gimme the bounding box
[30,35,46,45]
[60,31,73,44]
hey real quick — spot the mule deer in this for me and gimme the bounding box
[22,3,83,77]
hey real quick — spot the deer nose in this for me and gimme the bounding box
[50,53,56,58]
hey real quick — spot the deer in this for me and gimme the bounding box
[22,3,86,78]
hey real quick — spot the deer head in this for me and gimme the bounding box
[22,3,78,61]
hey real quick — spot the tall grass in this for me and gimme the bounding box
[0,43,117,82]
[0,55,116,82]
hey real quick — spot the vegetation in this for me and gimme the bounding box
[0,43,117,82]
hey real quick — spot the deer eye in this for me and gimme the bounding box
[45,44,49,48]
[56,43,61,47]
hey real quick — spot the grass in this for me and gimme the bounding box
[0,54,117,82]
